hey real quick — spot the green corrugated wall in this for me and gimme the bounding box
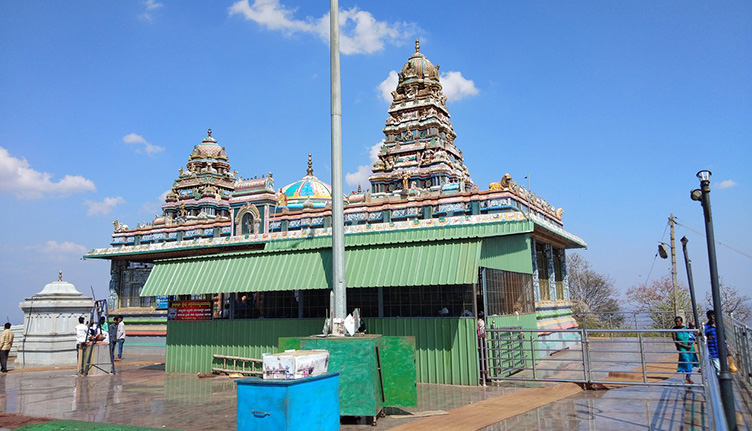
[479,234,533,273]
[166,317,479,385]
[165,319,322,374]
[364,318,478,385]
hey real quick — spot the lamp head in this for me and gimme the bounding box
[696,170,712,182]
[690,189,702,201]
[680,236,688,246]
[658,243,669,259]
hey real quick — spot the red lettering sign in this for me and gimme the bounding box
[168,300,213,321]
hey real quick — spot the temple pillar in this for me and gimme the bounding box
[531,240,541,302]
[545,244,557,301]
[108,260,125,310]
[559,249,570,301]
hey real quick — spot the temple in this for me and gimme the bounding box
[85,42,586,385]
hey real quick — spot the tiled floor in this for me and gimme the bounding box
[0,354,749,431]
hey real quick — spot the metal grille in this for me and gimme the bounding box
[483,268,534,316]
[480,328,704,389]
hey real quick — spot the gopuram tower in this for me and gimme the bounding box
[369,40,473,195]
[161,129,236,225]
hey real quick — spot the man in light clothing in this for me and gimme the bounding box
[75,316,89,374]
[1,322,14,373]
[115,316,126,360]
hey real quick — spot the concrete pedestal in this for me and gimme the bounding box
[80,343,112,376]
[15,276,94,367]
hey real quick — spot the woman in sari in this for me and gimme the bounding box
[672,316,695,384]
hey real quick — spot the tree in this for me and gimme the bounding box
[705,280,752,324]
[626,275,693,329]
[567,253,622,327]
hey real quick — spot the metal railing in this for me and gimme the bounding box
[574,310,685,330]
[726,316,752,388]
[482,328,703,388]
[481,326,733,430]
[698,339,729,430]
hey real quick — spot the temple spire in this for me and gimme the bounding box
[307,153,313,176]
[415,39,420,53]
[207,128,212,137]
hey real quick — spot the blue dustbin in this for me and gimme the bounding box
[236,372,340,431]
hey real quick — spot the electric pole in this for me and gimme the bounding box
[669,214,679,318]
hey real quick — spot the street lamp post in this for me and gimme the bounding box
[691,170,737,430]
[679,236,700,332]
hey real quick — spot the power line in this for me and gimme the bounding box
[674,219,752,260]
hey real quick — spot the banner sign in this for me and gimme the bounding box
[168,299,212,321]
[155,296,169,310]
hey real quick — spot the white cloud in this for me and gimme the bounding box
[123,133,164,155]
[377,70,399,103]
[717,179,737,190]
[346,141,383,190]
[439,71,479,102]
[377,70,479,104]
[84,196,125,216]
[140,0,164,22]
[229,0,418,55]
[0,147,96,199]
[39,241,88,255]
[140,190,170,215]
[345,165,371,190]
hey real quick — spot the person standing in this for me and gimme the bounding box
[705,310,720,375]
[0,322,14,373]
[115,316,126,360]
[75,317,89,374]
[108,316,119,362]
[671,316,695,383]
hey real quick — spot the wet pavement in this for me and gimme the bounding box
[0,352,750,430]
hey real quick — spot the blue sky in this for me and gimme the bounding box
[1,1,750,323]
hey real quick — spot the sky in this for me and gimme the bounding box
[1,1,750,324]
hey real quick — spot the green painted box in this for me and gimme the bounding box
[297,335,417,421]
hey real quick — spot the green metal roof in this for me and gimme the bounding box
[140,239,482,296]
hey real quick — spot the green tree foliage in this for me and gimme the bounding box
[626,275,693,329]
[566,253,622,328]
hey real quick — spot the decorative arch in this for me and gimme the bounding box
[235,204,262,235]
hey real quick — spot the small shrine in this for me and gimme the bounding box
[16,272,93,366]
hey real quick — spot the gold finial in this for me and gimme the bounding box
[207,128,212,137]
[415,39,420,52]
[58,271,62,282]
[307,153,313,176]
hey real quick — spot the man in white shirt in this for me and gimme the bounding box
[75,316,88,374]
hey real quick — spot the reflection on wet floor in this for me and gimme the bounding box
[480,383,711,431]
[0,365,533,431]
[1,363,750,431]
[1,368,238,430]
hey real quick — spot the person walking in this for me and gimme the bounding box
[705,310,720,375]
[0,322,14,373]
[671,316,695,383]
[115,316,126,360]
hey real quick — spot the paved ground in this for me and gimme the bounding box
[0,351,750,430]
